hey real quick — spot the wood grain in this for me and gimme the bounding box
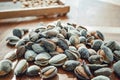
[0,0,69,19]
[0,0,120,80]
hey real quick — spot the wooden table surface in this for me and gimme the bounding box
[0,0,120,80]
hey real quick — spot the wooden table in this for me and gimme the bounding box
[0,0,120,80]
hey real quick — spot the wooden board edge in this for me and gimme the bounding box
[0,6,70,19]
[0,0,70,19]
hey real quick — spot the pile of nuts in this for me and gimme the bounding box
[0,20,120,80]
[12,0,62,8]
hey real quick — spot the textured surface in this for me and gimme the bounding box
[0,0,120,80]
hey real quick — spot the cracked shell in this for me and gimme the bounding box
[39,39,56,52]
[15,39,26,48]
[94,68,113,76]
[76,26,87,32]
[94,30,105,41]
[56,33,65,39]
[32,43,45,53]
[47,23,55,30]
[88,55,103,64]
[56,46,64,53]
[4,50,17,61]
[64,49,80,60]
[87,36,94,44]
[74,65,91,80]
[104,41,120,52]
[97,46,113,64]
[63,60,80,71]
[79,29,87,37]
[29,31,39,42]
[16,46,26,58]
[24,50,37,61]
[67,27,80,37]
[79,36,86,44]
[78,46,90,59]
[69,35,80,46]
[6,36,20,46]
[41,66,57,79]
[88,49,97,56]
[35,27,46,33]
[87,64,108,70]
[56,38,69,50]
[26,65,41,76]
[74,61,92,80]
[49,51,61,56]
[113,60,120,77]
[76,43,86,49]
[34,52,51,66]
[14,59,28,76]
[59,28,67,38]
[0,60,12,76]
[49,54,67,66]
[25,42,34,50]
[113,50,120,61]
[82,61,92,78]
[43,30,59,38]
[92,39,103,51]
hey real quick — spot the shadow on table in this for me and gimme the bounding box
[0,16,68,24]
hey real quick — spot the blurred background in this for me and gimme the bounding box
[0,0,120,42]
[66,0,120,26]
[0,0,120,26]
[0,0,120,80]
